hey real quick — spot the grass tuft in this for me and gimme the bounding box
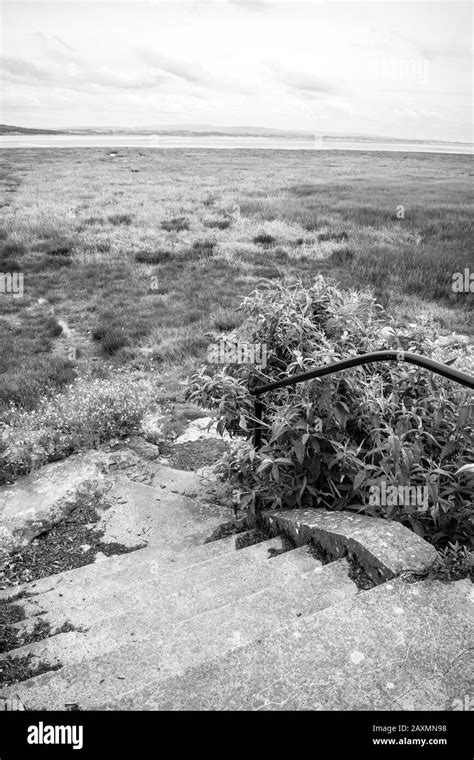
[160,216,189,232]
[108,213,133,226]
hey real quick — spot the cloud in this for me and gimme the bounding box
[0,57,53,82]
[0,55,168,92]
[418,42,472,61]
[228,0,273,11]
[136,48,253,94]
[136,49,210,86]
[268,62,343,98]
[34,32,76,54]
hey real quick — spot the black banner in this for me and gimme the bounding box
[0,711,472,758]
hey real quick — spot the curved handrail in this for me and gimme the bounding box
[252,350,474,447]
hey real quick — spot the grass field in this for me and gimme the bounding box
[0,147,472,424]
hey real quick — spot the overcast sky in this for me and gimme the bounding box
[1,0,472,141]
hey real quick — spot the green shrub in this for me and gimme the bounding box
[433,541,473,581]
[186,276,473,549]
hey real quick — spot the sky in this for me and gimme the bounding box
[0,0,472,141]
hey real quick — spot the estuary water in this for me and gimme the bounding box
[1,133,472,154]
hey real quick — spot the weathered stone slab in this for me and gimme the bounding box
[260,508,439,582]
[0,452,110,557]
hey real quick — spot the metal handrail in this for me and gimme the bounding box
[252,350,474,448]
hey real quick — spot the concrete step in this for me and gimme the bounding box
[91,476,232,550]
[0,559,357,709]
[0,475,236,604]
[97,577,472,712]
[0,532,253,605]
[9,542,320,634]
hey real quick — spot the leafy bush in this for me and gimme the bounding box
[186,276,473,548]
[433,541,473,581]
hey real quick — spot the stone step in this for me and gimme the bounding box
[90,476,231,551]
[15,537,285,621]
[97,577,472,712]
[0,475,235,603]
[9,543,320,634]
[0,560,357,710]
[260,508,438,583]
[0,532,251,604]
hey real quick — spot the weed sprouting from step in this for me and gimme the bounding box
[306,540,376,590]
[0,653,62,688]
[0,601,26,653]
[0,494,144,588]
[306,539,334,566]
[0,601,83,655]
[0,601,25,627]
[346,554,376,591]
[205,519,247,544]
[235,526,296,555]
[234,527,268,550]
[267,535,296,557]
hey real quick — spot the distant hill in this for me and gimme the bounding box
[0,124,66,135]
[1,123,471,147]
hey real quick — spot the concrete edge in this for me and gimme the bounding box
[258,508,439,584]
